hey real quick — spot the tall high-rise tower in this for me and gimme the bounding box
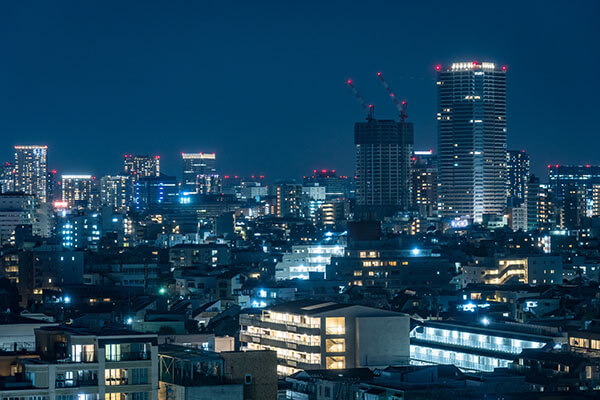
[437,62,507,222]
[355,116,413,216]
[13,145,48,203]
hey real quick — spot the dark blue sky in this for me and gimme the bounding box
[1,1,598,180]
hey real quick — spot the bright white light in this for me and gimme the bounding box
[411,248,421,256]
[258,289,267,298]
[126,317,133,325]
[63,296,71,304]
[481,317,490,326]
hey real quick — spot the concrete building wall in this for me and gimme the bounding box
[159,381,243,400]
[356,315,410,367]
[221,350,277,400]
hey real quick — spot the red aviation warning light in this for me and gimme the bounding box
[435,65,441,71]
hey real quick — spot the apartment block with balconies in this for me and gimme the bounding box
[239,300,409,376]
[0,326,158,400]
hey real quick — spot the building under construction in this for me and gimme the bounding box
[349,75,414,218]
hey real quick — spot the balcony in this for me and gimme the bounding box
[106,352,151,362]
[240,331,321,352]
[55,378,98,388]
[64,351,97,363]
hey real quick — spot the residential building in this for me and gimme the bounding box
[276,183,302,218]
[13,145,48,203]
[100,175,131,212]
[411,150,438,218]
[123,155,160,179]
[0,325,159,400]
[437,62,507,222]
[61,175,93,209]
[410,319,566,372]
[0,193,36,244]
[0,162,14,194]
[460,255,563,287]
[239,300,410,376]
[168,243,231,269]
[506,150,530,206]
[275,243,345,281]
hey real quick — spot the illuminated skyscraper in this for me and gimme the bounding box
[13,145,48,202]
[181,153,219,194]
[437,62,507,222]
[61,175,93,208]
[123,155,160,178]
[355,116,413,216]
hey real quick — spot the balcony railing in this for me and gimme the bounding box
[106,352,151,362]
[411,332,543,355]
[65,351,96,363]
[240,331,321,348]
[55,378,98,388]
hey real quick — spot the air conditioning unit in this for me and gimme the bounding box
[56,382,64,388]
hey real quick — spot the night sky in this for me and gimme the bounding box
[1,1,598,180]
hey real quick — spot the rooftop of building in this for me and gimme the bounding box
[37,324,157,338]
[415,318,564,340]
[158,344,222,361]
[265,299,393,316]
[0,313,57,326]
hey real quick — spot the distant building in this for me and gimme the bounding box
[506,150,530,206]
[548,165,600,210]
[437,62,507,222]
[13,145,48,203]
[304,170,349,200]
[412,150,438,217]
[133,175,178,212]
[461,255,563,287]
[525,175,553,231]
[181,152,219,194]
[276,183,302,218]
[0,162,14,193]
[355,116,413,216]
[61,174,93,208]
[240,300,410,376]
[0,193,36,244]
[58,209,101,250]
[275,243,345,280]
[124,154,161,180]
[100,175,131,211]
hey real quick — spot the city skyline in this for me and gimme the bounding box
[1,1,599,178]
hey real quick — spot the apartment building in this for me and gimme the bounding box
[0,325,158,400]
[410,319,566,372]
[239,300,409,376]
[461,255,563,287]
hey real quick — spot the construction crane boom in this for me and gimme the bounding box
[376,72,407,125]
[347,79,374,120]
